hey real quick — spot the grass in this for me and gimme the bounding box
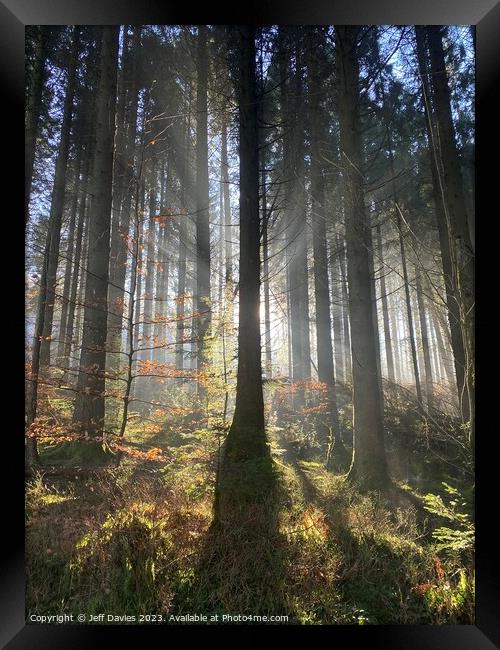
[26,423,474,624]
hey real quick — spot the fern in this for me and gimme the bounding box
[422,482,474,555]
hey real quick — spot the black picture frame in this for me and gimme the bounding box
[3,0,497,646]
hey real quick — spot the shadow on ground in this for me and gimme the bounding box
[174,446,291,622]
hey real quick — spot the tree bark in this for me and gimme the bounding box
[307,28,344,457]
[397,213,423,405]
[195,26,212,385]
[261,151,273,378]
[389,274,402,383]
[221,117,233,285]
[72,27,119,434]
[25,26,49,226]
[132,184,146,393]
[175,89,193,371]
[415,265,434,406]
[64,151,92,370]
[331,237,345,384]
[339,237,352,382]
[40,28,80,367]
[376,224,395,383]
[336,25,388,489]
[107,27,141,374]
[142,161,157,363]
[225,26,266,461]
[27,234,51,434]
[426,26,474,451]
[414,26,467,417]
[278,29,310,405]
[154,160,170,365]
[57,134,84,362]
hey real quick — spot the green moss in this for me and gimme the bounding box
[39,440,116,467]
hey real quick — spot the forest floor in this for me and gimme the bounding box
[26,415,474,625]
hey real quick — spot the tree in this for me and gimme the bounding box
[420,26,475,450]
[415,265,434,406]
[375,223,395,383]
[25,26,49,225]
[278,29,311,403]
[224,26,266,461]
[175,95,192,371]
[107,27,141,375]
[307,27,344,460]
[142,160,157,362]
[195,26,212,385]
[72,26,120,436]
[55,127,84,365]
[414,26,464,409]
[39,27,81,367]
[336,25,389,489]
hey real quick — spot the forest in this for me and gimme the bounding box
[25,25,475,625]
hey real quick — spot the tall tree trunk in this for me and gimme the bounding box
[367,212,384,406]
[339,237,352,382]
[176,213,188,370]
[261,155,273,378]
[26,234,51,464]
[426,26,475,452]
[195,26,211,387]
[218,164,225,307]
[142,161,157,364]
[154,161,169,365]
[428,313,443,385]
[73,26,119,435]
[376,224,395,383]
[109,27,133,277]
[224,26,266,460]
[119,135,146,437]
[278,29,310,405]
[256,49,272,380]
[278,29,294,387]
[336,25,388,489]
[397,213,423,405]
[291,44,311,385]
[63,152,92,369]
[331,237,345,384]
[132,184,146,392]
[25,26,48,225]
[57,137,84,362]
[307,27,344,459]
[40,28,80,367]
[107,27,141,374]
[221,117,233,285]
[389,274,402,383]
[414,26,466,418]
[73,200,90,361]
[415,266,434,406]
[381,83,422,403]
[175,92,193,371]
[429,300,457,394]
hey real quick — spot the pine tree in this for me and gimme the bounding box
[336,26,389,489]
[73,26,120,436]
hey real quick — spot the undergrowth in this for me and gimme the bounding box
[26,426,474,624]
